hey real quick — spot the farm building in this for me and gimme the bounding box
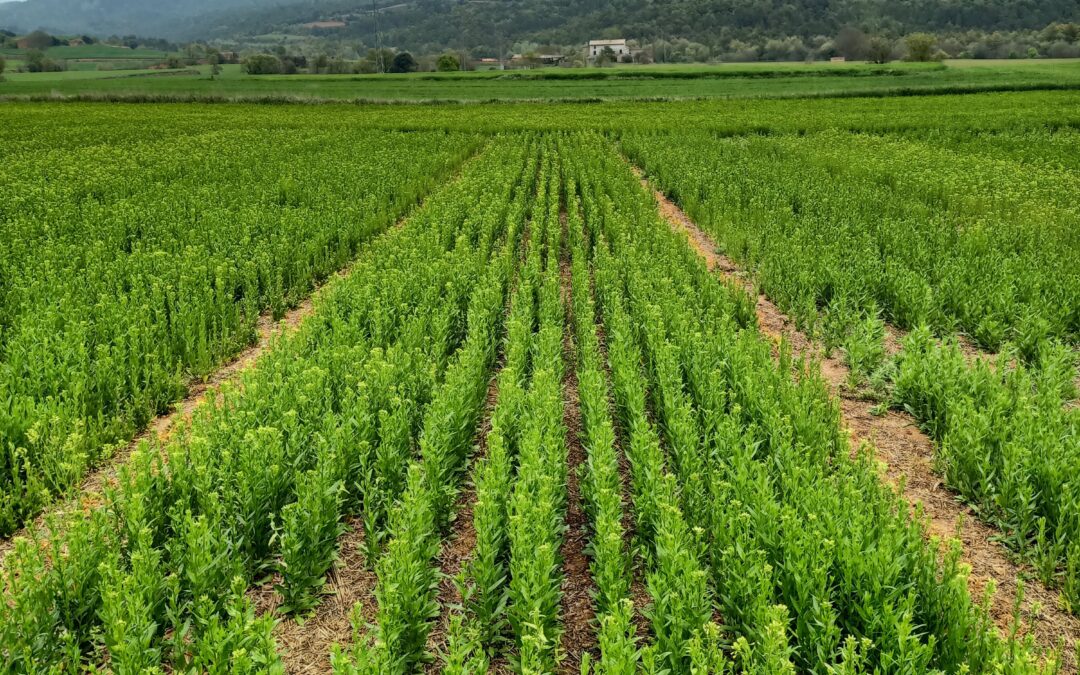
[587,39,629,60]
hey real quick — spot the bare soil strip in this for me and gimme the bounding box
[558,232,599,672]
[635,167,1080,670]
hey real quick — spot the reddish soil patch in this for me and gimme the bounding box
[636,166,1079,671]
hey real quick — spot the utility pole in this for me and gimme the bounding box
[370,0,383,73]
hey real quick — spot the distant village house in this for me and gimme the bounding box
[588,39,630,61]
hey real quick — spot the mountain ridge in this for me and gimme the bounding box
[2,0,1078,50]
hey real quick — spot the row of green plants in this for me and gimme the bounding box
[0,122,479,535]
[893,126,1080,175]
[452,201,544,668]
[504,154,570,672]
[569,141,726,673]
[572,131,1059,672]
[5,91,1080,148]
[566,179,638,674]
[426,145,572,672]
[621,127,1080,614]
[327,137,541,674]
[0,137,534,673]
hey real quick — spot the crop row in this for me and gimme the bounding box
[621,128,1080,614]
[568,131,1055,672]
[0,126,479,535]
[895,330,1080,612]
[6,91,1080,146]
[328,137,551,673]
[502,148,570,672]
[565,175,637,674]
[0,136,535,673]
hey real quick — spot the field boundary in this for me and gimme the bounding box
[630,159,1080,669]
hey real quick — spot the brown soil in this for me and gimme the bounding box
[557,233,599,672]
[636,167,1079,672]
[259,515,379,675]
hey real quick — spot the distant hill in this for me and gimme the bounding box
[0,0,267,38]
[2,0,1078,48]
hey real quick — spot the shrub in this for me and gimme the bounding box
[242,54,282,75]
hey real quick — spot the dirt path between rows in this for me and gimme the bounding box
[557,217,599,672]
[634,165,1079,671]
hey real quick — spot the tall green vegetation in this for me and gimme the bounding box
[1,97,1075,673]
[568,131,1056,672]
[329,138,538,673]
[0,136,531,673]
[0,124,478,535]
[622,126,1080,614]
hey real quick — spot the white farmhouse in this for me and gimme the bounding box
[588,39,630,61]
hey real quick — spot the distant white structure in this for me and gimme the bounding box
[588,39,630,61]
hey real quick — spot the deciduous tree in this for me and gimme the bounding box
[390,51,418,73]
[868,37,894,63]
[436,53,460,71]
[905,32,937,61]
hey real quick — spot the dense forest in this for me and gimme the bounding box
[2,0,1079,56]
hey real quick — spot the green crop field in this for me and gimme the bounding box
[0,44,171,60]
[3,59,1080,102]
[0,85,1077,673]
